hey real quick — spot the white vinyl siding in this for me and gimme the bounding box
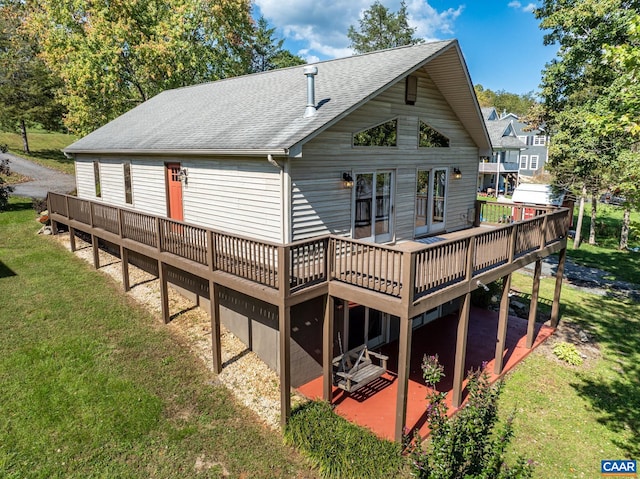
[129,160,167,216]
[182,158,282,242]
[75,158,97,199]
[99,158,128,206]
[291,72,479,241]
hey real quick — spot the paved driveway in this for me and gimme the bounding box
[2,152,76,198]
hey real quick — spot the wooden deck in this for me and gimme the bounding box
[47,192,570,441]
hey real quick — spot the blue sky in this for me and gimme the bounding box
[253,0,558,95]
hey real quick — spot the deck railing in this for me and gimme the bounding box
[414,237,468,297]
[329,237,403,297]
[48,193,569,303]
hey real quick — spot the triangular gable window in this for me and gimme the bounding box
[419,121,449,147]
[353,119,397,147]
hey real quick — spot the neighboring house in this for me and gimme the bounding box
[51,40,569,442]
[484,107,549,180]
[479,107,523,195]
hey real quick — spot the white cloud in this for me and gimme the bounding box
[254,0,464,61]
[508,1,537,13]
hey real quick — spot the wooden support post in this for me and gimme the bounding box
[394,248,417,442]
[550,247,566,328]
[395,314,412,442]
[121,246,130,292]
[526,260,542,348]
[279,304,291,429]
[47,194,58,235]
[209,280,222,374]
[452,292,471,408]
[91,234,100,269]
[494,273,512,375]
[69,226,76,252]
[159,261,170,324]
[323,294,334,402]
[278,246,292,430]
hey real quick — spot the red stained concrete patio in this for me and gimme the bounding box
[297,307,554,441]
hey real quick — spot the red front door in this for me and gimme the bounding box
[166,163,184,221]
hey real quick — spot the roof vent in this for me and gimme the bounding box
[303,65,318,118]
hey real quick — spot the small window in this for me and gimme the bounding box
[353,119,397,147]
[419,121,450,147]
[530,155,539,169]
[533,135,546,146]
[520,155,528,169]
[124,162,133,204]
[93,160,101,198]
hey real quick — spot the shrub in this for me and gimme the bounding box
[0,159,13,212]
[284,400,404,479]
[553,341,583,366]
[471,278,503,308]
[406,358,534,479]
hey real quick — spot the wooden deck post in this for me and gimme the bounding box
[493,273,512,375]
[209,280,222,374]
[395,249,417,442]
[121,246,130,292]
[278,246,292,430]
[69,226,76,252]
[550,247,566,328]
[452,292,471,407]
[395,313,412,442]
[526,260,542,348]
[323,294,334,402]
[159,261,170,324]
[91,234,100,269]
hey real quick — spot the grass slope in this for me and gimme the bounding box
[0,198,316,479]
[503,273,639,478]
[0,130,77,175]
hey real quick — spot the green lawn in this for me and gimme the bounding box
[0,198,316,479]
[503,273,639,478]
[0,129,77,175]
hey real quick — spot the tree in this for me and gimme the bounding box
[347,0,422,54]
[535,0,640,248]
[474,85,537,117]
[0,0,65,153]
[25,0,255,135]
[250,15,304,73]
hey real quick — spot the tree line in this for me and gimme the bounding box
[0,0,305,144]
[1,0,637,249]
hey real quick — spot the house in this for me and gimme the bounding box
[50,40,569,442]
[479,107,524,195]
[484,107,549,181]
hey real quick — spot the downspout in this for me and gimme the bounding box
[267,154,290,244]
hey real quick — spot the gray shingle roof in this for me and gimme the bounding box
[485,120,525,149]
[65,40,489,156]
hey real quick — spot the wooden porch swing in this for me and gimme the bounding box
[332,343,389,393]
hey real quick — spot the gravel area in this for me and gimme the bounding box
[52,231,306,430]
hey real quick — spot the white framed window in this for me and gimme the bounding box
[530,155,539,169]
[520,155,528,169]
[123,161,133,204]
[533,135,546,146]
